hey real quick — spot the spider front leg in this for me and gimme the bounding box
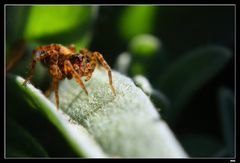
[33,44,62,53]
[93,52,116,96]
[23,52,43,85]
[23,50,59,86]
[85,73,93,82]
[64,60,89,95]
[84,62,96,82]
[49,64,63,111]
[52,77,59,111]
[22,56,37,86]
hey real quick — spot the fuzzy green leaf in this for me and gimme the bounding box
[49,69,188,157]
[11,74,107,158]
[118,6,157,40]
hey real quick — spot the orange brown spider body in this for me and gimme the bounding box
[23,44,116,110]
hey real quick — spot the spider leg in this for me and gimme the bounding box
[93,52,116,96]
[49,64,63,111]
[52,77,59,111]
[84,62,96,82]
[64,60,88,96]
[22,57,37,86]
[44,64,62,106]
[33,44,62,53]
[33,44,73,56]
[85,72,93,82]
[23,50,60,86]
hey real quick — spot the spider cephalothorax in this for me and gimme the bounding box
[23,43,116,110]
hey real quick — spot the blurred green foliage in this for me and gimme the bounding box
[118,6,157,40]
[6,5,234,158]
[24,6,98,48]
[25,6,89,38]
[129,34,161,57]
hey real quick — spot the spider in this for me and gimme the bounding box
[23,43,116,110]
